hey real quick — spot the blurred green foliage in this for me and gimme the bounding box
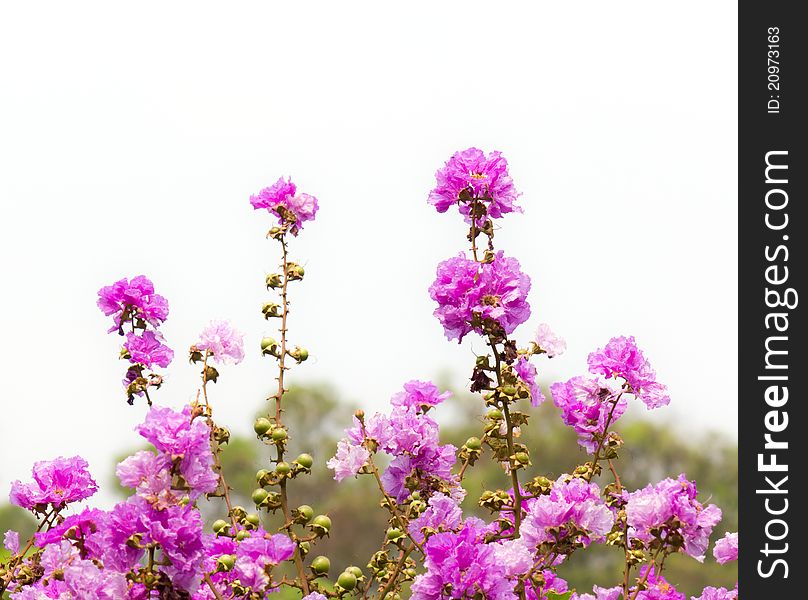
[0,382,737,598]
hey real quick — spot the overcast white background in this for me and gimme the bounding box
[0,2,737,507]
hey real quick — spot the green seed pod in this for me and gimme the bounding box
[502,386,517,396]
[311,555,331,575]
[216,554,236,571]
[245,513,261,527]
[346,566,363,579]
[337,571,357,591]
[212,519,229,535]
[271,428,288,442]
[254,418,272,436]
[465,436,482,450]
[298,541,311,556]
[251,488,269,506]
[275,461,291,476]
[255,469,270,484]
[295,505,314,523]
[515,452,530,464]
[386,527,403,541]
[486,408,503,420]
[236,530,250,541]
[295,453,314,469]
[309,514,331,536]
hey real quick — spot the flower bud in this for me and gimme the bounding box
[262,302,281,319]
[251,489,269,506]
[245,513,260,528]
[265,273,283,289]
[298,541,311,557]
[231,506,247,520]
[465,437,482,451]
[310,514,331,536]
[501,386,517,397]
[295,453,314,470]
[311,555,330,576]
[486,408,503,421]
[254,417,272,436]
[212,519,229,535]
[236,529,250,541]
[256,469,271,484]
[286,263,305,281]
[289,346,309,363]
[275,461,291,476]
[294,504,314,523]
[261,337,279,356]
[271,428,288,443]
[346,566,363,579]
[515,452,530,465]
[337,571,357,591]
[386,527,404,541]
[216,554,236,571]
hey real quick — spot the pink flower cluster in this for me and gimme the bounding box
[429,252,531,342]
[624,474,723,561]
[9,456,97,512]
[328,380,459,502]
[588,335,670,409]
[250,176,319,235]
[194,319,246,365]
[428,147,522,226]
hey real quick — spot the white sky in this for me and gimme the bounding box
[0,2,737,506]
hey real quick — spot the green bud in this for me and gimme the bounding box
[265,273,283,289]
[254,417,272,436]
[261,302,280,319]
[295,453,314,469]
[515,452,530,465]
[295,504,314,523]
[251,488,269,506]
[260,337,279,356]
[216,554,236,571]
[486,408,503,420]
[386,527,404,541]
[245,513,261,527]
[465,436,482,450]
[212,519,229,534]
[502,386,517,396]
[346,566,363,579]
[256,469,270,484]
[275,461,291,476]
[310,514,331,535]
[311,555,331,575]
[271,428,288,442]
[298,541,311,556]
[290,346,309,363]
[236,530,250,541]
[337,571,357,591]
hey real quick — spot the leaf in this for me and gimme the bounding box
[546,592,575,600]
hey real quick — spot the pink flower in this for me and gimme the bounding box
[514,356,545,407]
[391,380,452,412]
[195,319,245,365]
[587,336,670,409]
[535,323,566,357]
[692,585,738,600]
[712,531,738,564]
[9,456,98,510]
[326,439,370,482]
[250,176,319,235]
[97,275,169,332]
[429,252,531,342]
[3,529,19,554]
[428,148,522,226]
[625,475,722,562]
[124,330,174,369]
[551,376,626,453]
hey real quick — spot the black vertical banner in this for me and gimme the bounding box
[739,3,806,597]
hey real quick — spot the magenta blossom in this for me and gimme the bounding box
[124,330,174,369]
[250,176,319,235]
[195,319,245,365]
[3,530,19,554]
[632,566,685,600]
[625,474,722,562]
[551,376,627,453]
[692,585,738,600]
[391,380,452,412]
[9,456,98,511]
[429,252,531,342]
[514,356,545,407]
[712,531,738,564]
[97,275,169,332]
[587,336,670,409]
[428,148,522,226]
[326,439,370,482]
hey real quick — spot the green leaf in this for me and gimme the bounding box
[546,592,575,600]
